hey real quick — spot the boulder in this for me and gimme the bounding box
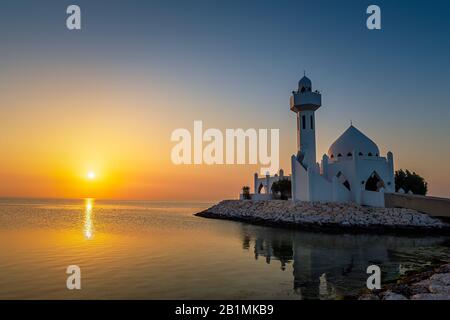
[381,291,408,300]
[429,273,450,294]
[411,293,450,300]
[358,294,380,300]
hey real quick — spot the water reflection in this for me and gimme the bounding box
[83,198,94,240]
[242,225,450,299]
[0,198,449,299]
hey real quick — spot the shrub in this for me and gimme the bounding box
[242,186,251,200]
[271,179,291,200]
[395,169,428,195]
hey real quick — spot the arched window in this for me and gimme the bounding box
[337,153,342,157]
[302,115,306,129]
[336,171,351,191]
[343,180,351,191]
[258,183,264,194]
[330,155,334,158]
[358,152,363,156]
[368,152,373,156]
[347,152,352,157]
[300,87,305,93]
[375,153,379,157]
[310,115,314,130]
[365,171,385,191]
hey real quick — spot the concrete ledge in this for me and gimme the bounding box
[385,193,450,218]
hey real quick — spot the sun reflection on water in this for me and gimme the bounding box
[84,198,94,240]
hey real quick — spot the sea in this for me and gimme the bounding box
[0,198,449,299]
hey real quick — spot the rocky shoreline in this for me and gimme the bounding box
[195,200,450,235]
[358,263,450,300]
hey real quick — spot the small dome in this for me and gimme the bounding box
[327,125,380,158]
[298,76,312,91]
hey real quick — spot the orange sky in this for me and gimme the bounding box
[1,64,449,200]
[0,66,273,200]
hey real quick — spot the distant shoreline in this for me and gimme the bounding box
[196,200,450,236]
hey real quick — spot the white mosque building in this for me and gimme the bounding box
[251,75,395,207]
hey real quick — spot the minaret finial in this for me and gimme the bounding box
[350,120,353,126]
[303,70,306,77]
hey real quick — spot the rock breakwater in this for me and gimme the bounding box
[196,200,449,234]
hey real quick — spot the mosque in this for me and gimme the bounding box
[250,75,395,207]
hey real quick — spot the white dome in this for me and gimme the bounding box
[327,125,380,158]
[298,76,312,91]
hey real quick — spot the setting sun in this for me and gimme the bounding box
[87,171,96,180]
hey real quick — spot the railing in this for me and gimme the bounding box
[290,91,321,108]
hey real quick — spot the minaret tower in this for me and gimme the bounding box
[290,75,322,169]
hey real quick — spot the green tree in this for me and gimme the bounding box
[395,169,428,195]
[242,186,251,200]
[271,179,291,200]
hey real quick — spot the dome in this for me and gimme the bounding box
[327,125,380,158]
[298,76,312,91]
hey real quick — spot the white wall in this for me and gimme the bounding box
[332,177,352,202]
[239,193,274,200]
[361,190,385,207]
[309,170,333,201]
[324,153,393,206]
[291,155,309,201]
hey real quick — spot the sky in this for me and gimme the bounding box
[0,0,449,200]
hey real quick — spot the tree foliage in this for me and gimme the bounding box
[242,186,251,200]
[395,169,428,195]
[271,179,291,200]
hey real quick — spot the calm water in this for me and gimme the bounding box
[0,198,449,300]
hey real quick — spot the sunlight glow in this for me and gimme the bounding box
[87,171,96,180]
[84,198,94,240]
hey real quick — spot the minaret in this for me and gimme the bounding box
[290,75,322,169]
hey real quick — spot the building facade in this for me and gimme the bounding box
[250,75,395,207]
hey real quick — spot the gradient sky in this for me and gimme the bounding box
[0,0,449,200]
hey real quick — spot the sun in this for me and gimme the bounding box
[87,171,96,180]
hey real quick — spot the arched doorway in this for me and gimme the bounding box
[365,171,385,191]
[258,183,265,194]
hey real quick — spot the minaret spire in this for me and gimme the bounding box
[290,74,322,169]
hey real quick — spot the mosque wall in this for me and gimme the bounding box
[309,171,333,201]
[291,155,309,201]
[361,190,385,207]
